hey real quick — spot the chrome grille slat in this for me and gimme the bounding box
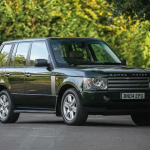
[108,88,149,90]
[108,80,148,83]
[108,77,148,80]
[108,84,148,87]
[108,77,149,90]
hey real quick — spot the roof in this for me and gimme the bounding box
[2,38,49,44]
[2,37,102,44]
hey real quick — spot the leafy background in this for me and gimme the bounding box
[0,0,150,68]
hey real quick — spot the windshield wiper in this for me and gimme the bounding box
[68,62,121,66]
[69,63,79,67]
[101,62,121,65]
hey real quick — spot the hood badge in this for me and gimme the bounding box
[110,74,147,76]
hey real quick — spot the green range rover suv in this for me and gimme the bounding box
[0,37,150,126]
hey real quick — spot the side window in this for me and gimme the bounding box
[14,43,30,66]
[30,42,48,66]
[0,44,12,67]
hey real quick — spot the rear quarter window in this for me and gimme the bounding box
[0,44,12,67]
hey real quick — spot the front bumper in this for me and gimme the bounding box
[82,91,150,115]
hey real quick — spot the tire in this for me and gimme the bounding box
[0,90,20,123]
[131,113,150,126]
[61,88,88,125]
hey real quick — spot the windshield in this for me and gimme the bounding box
[51,40,121,66]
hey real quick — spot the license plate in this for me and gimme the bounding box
[121,93,145,99]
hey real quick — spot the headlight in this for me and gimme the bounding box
[92,78,107,89]
[84,77,107,90]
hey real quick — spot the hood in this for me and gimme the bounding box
[52,65,150,77]
[81,65,147,73]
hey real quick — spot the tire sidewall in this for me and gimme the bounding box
[131,114,150,126]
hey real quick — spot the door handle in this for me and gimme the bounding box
[25,73,31,77]
[5,73,11,77]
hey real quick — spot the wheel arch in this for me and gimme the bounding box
[0,85,9,93]
[0,85,12,102]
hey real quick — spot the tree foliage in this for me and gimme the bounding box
[0,0,150,68]
[107,0,150,21]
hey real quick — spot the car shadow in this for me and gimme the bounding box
[16,120,65,125]
[16,120,139,128]
[84,121,136,127]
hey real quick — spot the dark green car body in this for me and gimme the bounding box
[0,37,150,116]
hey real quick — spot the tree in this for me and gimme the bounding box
[107,0,150,21]
[0,0,150,68]
[0,0,14,42]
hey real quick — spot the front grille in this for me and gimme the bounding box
[108,77,149,90]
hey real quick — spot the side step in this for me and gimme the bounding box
[14,110,55,114]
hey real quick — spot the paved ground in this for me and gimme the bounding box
[0,114,150,150]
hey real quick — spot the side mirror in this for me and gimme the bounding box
[121,59,126,66]
[34,59,49,67]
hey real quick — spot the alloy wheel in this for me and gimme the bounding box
[63,94,77,121]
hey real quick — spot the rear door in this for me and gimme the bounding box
[5,42,31,105]
[24,41,55,107]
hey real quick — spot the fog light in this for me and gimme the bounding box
[103,96,109,101]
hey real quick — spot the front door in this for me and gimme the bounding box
[24,41,55,107]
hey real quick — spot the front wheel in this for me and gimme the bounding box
[131,113,150,126]
[61,88,88,125]
[0,90,20,123]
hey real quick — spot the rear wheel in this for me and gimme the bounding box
[0,90,19,123]
[61,88,88,125]
[131,113,150,126]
